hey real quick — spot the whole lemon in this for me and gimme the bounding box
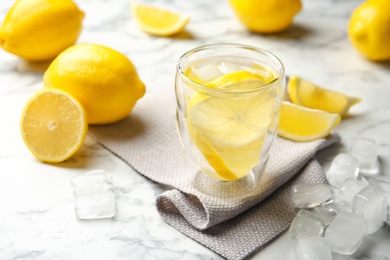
[0,0,84,61]
[229,0,302,34]
[43,44,146,125]
[349,0,390,61]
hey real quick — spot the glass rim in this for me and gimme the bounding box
[176,43,285,95]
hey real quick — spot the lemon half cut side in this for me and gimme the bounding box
[20,89,88,163]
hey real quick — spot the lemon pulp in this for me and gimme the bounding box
[20,89,88,163]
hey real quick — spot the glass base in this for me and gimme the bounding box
[192,159,268,199]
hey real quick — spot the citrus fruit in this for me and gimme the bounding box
[20,89,88,163]
[43,44,145,125]
[130,2,190,37]
[0,0,84,61]
[186,70,277,180]
[206,70,274,89]
[287,76,361,117]
[278,101,341,142]
[348,0,390,61]
[229,0,302,33]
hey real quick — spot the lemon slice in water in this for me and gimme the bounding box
[186,70,276,180]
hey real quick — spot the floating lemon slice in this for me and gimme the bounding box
[130,2,190,37]
[206,70,273,89]
[287,76,361,117]
[20,89,88,163]
[278,101,341,142]
[186,70,276,180]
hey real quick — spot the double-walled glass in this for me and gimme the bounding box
[175,43,285,190]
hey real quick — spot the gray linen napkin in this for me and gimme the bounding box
[89,87,339,260]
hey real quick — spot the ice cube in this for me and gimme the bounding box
[75,191,116,219]
[325,153,359,188]
[71,169,112,195]
[352,137,379,175]
[291,183,333,208]
[189,61,224,82]
[325,210,367,255]
[353,186,387,234]
[217,61,243,74]
[296,236,332,260]
[289,210,324,238]
[314,204,338,225]
[337,178,369,207]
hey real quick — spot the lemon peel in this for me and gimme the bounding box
[278,101,341,142]
[44,44,145,125]
[0,0,84,61]
[287,76,361,117]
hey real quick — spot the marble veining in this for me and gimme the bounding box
[1,0,390,259]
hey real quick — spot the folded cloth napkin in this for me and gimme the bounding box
[89,87,340,260]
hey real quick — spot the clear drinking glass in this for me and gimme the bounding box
[175,43,285,191]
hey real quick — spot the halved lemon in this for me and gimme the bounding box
[287,76,361,117]
[278,101,341,142]
[20,89,88,163]
[130,2,190,37]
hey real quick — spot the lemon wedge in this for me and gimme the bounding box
[130,2,190,37]
[278,101,341,142]
[20,89,88,163]
[287,76,361,117]
[186,70,276,180]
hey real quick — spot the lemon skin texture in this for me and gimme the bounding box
[349,0,390,61]
[43,44,146,125]
[229,0,302,34]
[0,0,84,61]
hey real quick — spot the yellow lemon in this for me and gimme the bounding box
[287,76,361,117]
[20,89,88,163]
[0,0,84,61]
[278,101,341,142]
[229,0,302,33]
[130,2,190,37]
[44,44,145,125]
[186,70,276,180]
[349,0,390,61]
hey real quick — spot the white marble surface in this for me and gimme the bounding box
[1,0,390,259]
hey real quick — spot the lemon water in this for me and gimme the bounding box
[183,57,278,181]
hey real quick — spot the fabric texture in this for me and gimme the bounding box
[89,87,339,260]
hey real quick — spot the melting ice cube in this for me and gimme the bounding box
[353,186,387,234]
[351,137,379,175]
[71,169,113,195]
[296,236,332,260]
[325,153,359,188]
[314,204,338,225]
[75,191,116,220]
[325,210,367,255]
[188,61,224,82]
[289,210,324,238]
[337,178,369,207]
[291,183,333,208]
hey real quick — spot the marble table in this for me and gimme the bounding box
[1,0,390,259]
